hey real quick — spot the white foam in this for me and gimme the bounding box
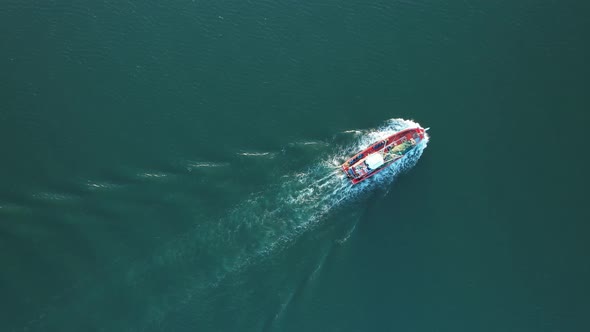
[340,129,363,134]
[184,161,229,170]
[137,172,169,179]
[237,151,274,157]
[85,180,121,191]
[287,140,329,147]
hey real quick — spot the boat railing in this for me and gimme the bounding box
[392,136,408,145]
[348,134,413,167]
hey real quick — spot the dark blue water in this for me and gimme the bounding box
[1,1,589,331]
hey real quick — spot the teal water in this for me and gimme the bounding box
[1,0,589,331]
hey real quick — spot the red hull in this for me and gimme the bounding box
[341,127,426,184]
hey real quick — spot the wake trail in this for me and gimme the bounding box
[139,118,430,329]
[25,119,429,332]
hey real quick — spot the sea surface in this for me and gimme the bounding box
[1,0,589,331]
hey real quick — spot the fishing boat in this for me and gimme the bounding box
[341,127,427,184]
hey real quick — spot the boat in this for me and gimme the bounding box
[341,127,427,184]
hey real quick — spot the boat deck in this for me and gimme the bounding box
[341,127,425,184]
